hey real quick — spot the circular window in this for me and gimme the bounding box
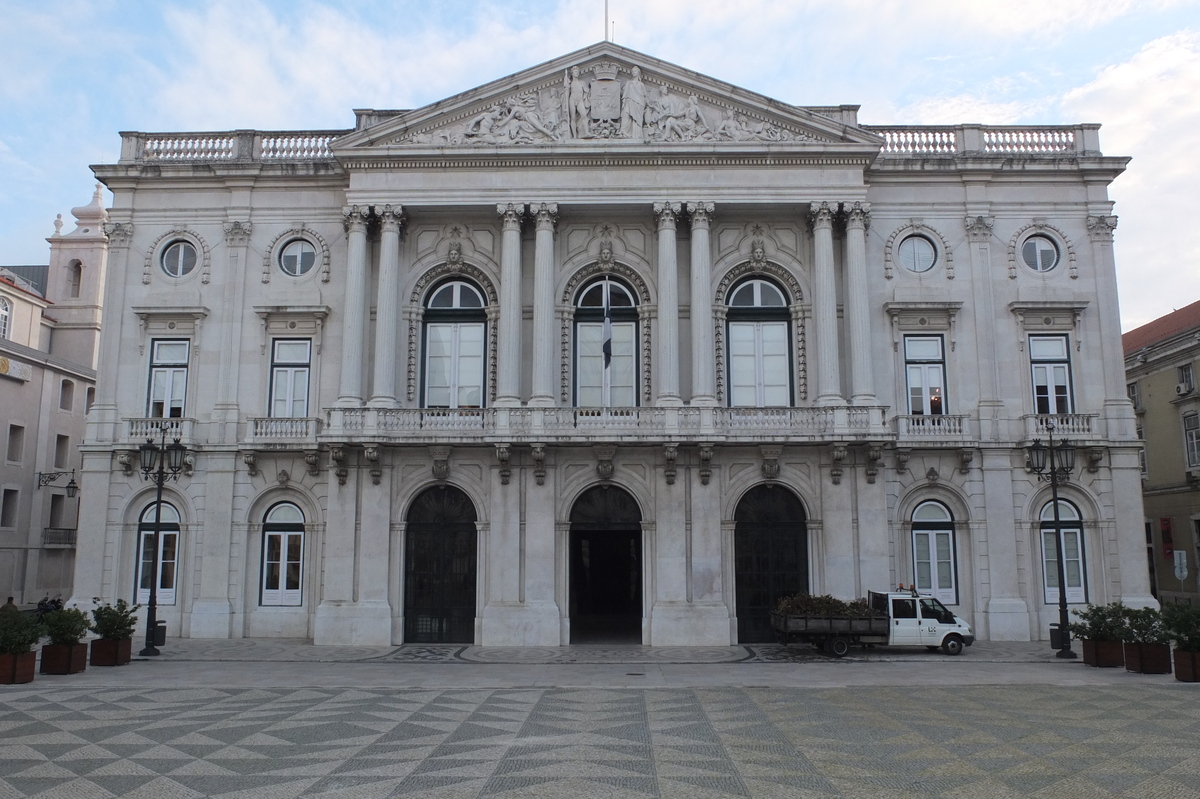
[1022,235,1059,272]
[161,241,197,277]
[897,235,937,273]
[279,239,316,277]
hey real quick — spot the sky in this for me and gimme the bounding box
[2,0,1198,331]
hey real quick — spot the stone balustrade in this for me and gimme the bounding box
[120,131,347,163]
[127,417,194,443]
[1022,413,1099,442]
[894,414,972,443]
[247,417,323,443]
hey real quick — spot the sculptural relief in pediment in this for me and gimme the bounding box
[393,60,827,147]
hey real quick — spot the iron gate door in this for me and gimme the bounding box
[404,486,477,643]
[734,485,808,642]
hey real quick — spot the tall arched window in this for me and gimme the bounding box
[575,276,638,407]
[0,296,10,339]
[261,502,305,606]
[911,501,958,604]
[68,261,83,299]
[726,277,791,406]
[136,502,180,606]
[422,280,487,408]
[1040,500,1086,603]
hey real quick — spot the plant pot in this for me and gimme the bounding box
[0,652,36,684]
[1123,642,1172,674]
[1175,649,1200,682]
[90,637,133,667]
[40,643,88,675]
[1081,638,1124,668]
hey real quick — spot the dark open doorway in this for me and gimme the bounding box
[734,485,808,643]
[569,485,642,644]
[404,485,477,643]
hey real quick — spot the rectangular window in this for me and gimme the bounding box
[49,494,65,528]
[1137,425,1147,475]
[577,321,636,407]
[1030,335,1073,414]
[85,387,95,414]
[905,336,946,415]
[59,379,74,411]
[5,424,23,463]
[728,322,790,407]
[1042,528,1086,604]
[913,530,957,604]
[270,339,311,418]
[1180,364,1195,392]
[1127,382,1140,409]
[425,323,485,408]
[147,340,189,418]
[261,531,304,606]
[54,435,70,469]
[0,489,18,528]
[1186,413,1200,468]
[136,530,178,605]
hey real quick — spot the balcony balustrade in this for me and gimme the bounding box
[126,418,195,446]
[894,414,972,444]
[246,417,323,444]
[43,528,77,547]
[1022,413,1099,443]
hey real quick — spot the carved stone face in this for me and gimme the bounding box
[571,66,580,78]
[631,66,641,79]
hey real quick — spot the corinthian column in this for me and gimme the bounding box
[844,202,875,405]
[811,202,842,406]
[369,205,403,408]
[336,205,369,407]
[654,201,683,406]
[688,202,716,405]
[529,202,559,406]
[495,203,525,406]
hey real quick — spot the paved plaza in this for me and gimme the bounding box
[1,640,1197,798]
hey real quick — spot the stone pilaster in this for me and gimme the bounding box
[336,205,369,407]
[495,203,525,406]
[369,206,403,408]
[529,202,558,407]
[654,201,682,406]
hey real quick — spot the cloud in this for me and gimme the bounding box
[890,95,1037,125]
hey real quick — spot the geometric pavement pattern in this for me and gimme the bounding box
[1,684,1198,798]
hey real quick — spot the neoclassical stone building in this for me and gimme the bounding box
[72,43,1152,646]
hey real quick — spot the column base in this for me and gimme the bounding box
[655,396,684,408]
[492,396,522,408]
[983,597,1032,641]
[334,397,364,409]
[648,603,732,645]
[526,395,556,408]
[188,600,234,638]
[366,396,398,409]
[481,603,562,645]
[314,601,393,646]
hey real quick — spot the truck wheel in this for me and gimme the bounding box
[942,635,964,656]
[827,636,851,658]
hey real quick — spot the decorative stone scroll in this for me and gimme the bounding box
[395,61,823,147]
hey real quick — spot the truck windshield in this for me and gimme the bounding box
[920,598,955,624]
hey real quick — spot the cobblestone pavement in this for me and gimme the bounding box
[2,640,1197,798]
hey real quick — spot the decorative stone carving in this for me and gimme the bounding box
[964,215,994,242]
[810,201,836,228]
[261,225,332,284]
[305,450,320,476]
[830,445,847,485]
[1007,221,1077,280]
[182,453,194,477]
[496,443,511,486]
[1086,215,1118,242]
[243,451,257,476]
[365,445,381,485]
[761,446,781,481]
[663,443,678,486]
[222,220,252,247]
[530,202,558,229]
[446,239,463,266]
[654,201,681,229]
[595,445,616,484]
[884,220,953,280]
[53,214,63,237]
[143,227,210,285]
[531,443,546,486]
[277,470,289,486]
[865,444,883,484]
[926,467,940,485]
[331,445,347,486]
[116,451,134,476]
[896,448,911,473]
[1088,447,1105,472]
[959,448,974,474]
[103,222,133,248]
[698,443,714,486]
[430,446,450,483]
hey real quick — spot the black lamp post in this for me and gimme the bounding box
[36,469,78,497]
[138,426,187,656]
[1026,420,1078,659]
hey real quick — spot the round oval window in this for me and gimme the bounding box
[1022,235,1059,272]
[280,240,316,276]
[898,235,936,273]
[161,241,197,277]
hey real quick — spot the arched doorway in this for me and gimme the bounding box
[569,485,642,643]
[734,485,808,642]
[404,486,477,643]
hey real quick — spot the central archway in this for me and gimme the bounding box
[734,485,808,642]
[569,485,642,643]
[404,486,477,643]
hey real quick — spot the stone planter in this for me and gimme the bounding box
[40,643,88,675]
[1175,649,1200,683]
[1081,638,1124,668]
[90,637,133,667]
[1123,642,1172,674]
[0,652,37,684]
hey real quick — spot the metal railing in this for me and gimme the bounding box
[43,528,77,547]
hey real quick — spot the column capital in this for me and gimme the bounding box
[809,201,836,227]
[222,220,252,246]
[845,201,871,230]
[964,215,995,241]
[529,202,558,229]
[654,201,681,229]
[342,205,369,232]
[497,202,525,229]
[103,221,133,248]
[378,204,404,233]
[1086,214,1118,241]
[687,202,715,227]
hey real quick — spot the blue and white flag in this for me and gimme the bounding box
[602,284,612,368]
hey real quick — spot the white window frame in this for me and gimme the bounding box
[575,277,639,408]
[1185,413,1200,469]
[0,296,10,339]
[904,336,946,416]
[911,501,957,604]
[136,503,180,606]
[1022,234,1059,272]
[1180,364,1196,393]
[279,239,316,277]
[897,235,937,273]
[261,503,304,607]
[726,278,792,408]
[1030,335,1073,415]
[269,339,311,418]
[1127,382,1140,410]
[1041,500,1086,604]
[148,339,190,418]
[161,241,198,278]
[421,280,487,410]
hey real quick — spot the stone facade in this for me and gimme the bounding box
[72,43,1152,646]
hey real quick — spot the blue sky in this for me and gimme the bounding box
[2,0,1198,329]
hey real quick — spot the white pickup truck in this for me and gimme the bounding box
[771,588,975,657]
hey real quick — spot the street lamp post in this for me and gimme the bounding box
[138,426,187,657]
[1026,420,1078,659]
[36,469,78,497]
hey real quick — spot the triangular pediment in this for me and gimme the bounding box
[333,43,882,153]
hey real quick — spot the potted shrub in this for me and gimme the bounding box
[1122,606,1172,674]
[40,607,92,674]
[1162,603,1200,682]
[0,612,43,684]
[1068,602,1127,667]
[90,598,139,666]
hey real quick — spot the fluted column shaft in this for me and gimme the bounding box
[495,203,525,406]
[336,206,369,406]
[654,202,682,406]
[529,203,559,406]
[844,202,875,404]
[688,202,716,405]
[811,202,842,406]
[369,206,403,408]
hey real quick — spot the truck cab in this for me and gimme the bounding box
[869,589,975,655]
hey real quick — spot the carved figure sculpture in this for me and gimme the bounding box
[620,66,647,139]
[568,66,590,138]
[464,103,505,142]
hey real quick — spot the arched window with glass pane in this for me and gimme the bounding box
[575,277,638,407]
[1040,500,1087,603]
[136,502,180,606]
[911,501,957,604]
[422,280,487,408]
[261,503,304,607]
[0,296,11,340]
[726,278,791,407]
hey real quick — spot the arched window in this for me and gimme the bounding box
[0,296,10,339]
[726,277,791,407]
[912,501,958,604]
[575,276,638,407]
[136,502,181,606]
[422,280,487,408]
[59,380,74,411]
[1040,500,1086,604]
[261,502,304,607]
[68,261,83,298]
